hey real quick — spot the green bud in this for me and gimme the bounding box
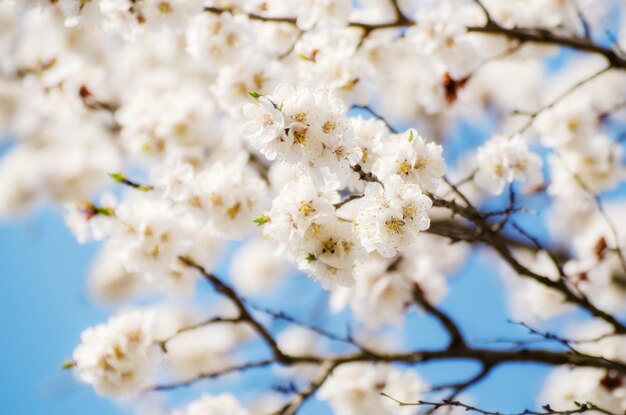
[407,130,414,143]
[305,253,317,263]
[253,214,271,226]
[108,172,125,183]
[249,91,263,100]
[95,206,115,216]
[137,184,153,192]
[61,359,77,370]
[298,54,311,62]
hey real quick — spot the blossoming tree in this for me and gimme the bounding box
[1,0,626,414]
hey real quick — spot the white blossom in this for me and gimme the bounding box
[352,176,432,258]
[264,174,340,249]
[230,237,291,295]
[64,195,117,244]
[373,129,447,192]
[535,96,598,148]
[296,0,352,31]
[318,363,426,415]
[242,83,359,177]
[172,394,249,415]
[474,134,543,194]
[72,310,159,396]
[548,135,625,198]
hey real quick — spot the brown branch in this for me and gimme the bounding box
[178,256,290,362]
[203,6,411,33]
[158,316,242,352]
[206,4,626,71]
[388,0,407,26]
[351,104,399,134]
[514,65,611,135]
[152,344,626,392]
[427,193,626,335]
[152,359,274,391]
[380,395,618,415]
[272,361,338,415]
[413,284,466,349]
[442,363,492,399]
[351,164,382,183]
[467,22,626,69]
[334,193,364,209]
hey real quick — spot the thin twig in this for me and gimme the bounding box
[380,395,617,415]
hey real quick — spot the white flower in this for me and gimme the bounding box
[72,310,159,396]
[242,83,357,176]
[373,129,447,192]
[382,368,429,415]
[407,0,481,78]
[151,158,195,203]
[264,174,339,249]
[542,366,626,414]
[318,363,426,415]
[186,12,251,68]
[296,0,352,31]
[563,202,626,312]
[276,326,319,378]
[332,250,450,327]
[353,176,432,258]
[297,214,362,289]
[100,0,202,38]
[172,394,249,415]
[110,196,193,285]
[318,363,388,415]
[502,250,573,322]
[330,255,412,327]
[474,134,543,195]
[230,238,291,295]
[64,194,117,244]
[116,85,219,160]
[165,158,268,240]
[351,115,389,173]
[194,160,268,239]
[214,58,282,116]
[548,135,625,198]
[535,96,598,148]
[164,323,245,381]
[87,247,144,304]
[242,97,285,157]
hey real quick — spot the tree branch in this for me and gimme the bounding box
[178,256,290,362]
[272,361,338,415]
[467,22,626,69]
[413,284,466,349]
[427,193,626,335]
[380,395,618,415]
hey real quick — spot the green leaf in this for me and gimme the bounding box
[407,130,414,143]
[305,253,317,263]
[249,91,263,100]
[95,206,115,216]
[108,172,125,183]
[297,54,311,61]
[137,184,153,192]
[61,359,77,370]
[253,214,271,226]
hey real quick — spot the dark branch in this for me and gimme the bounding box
[413,284,466,349]
[179,256,290,362]
[380,395,618,415]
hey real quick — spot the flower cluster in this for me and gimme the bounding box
[72,310,159,396]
